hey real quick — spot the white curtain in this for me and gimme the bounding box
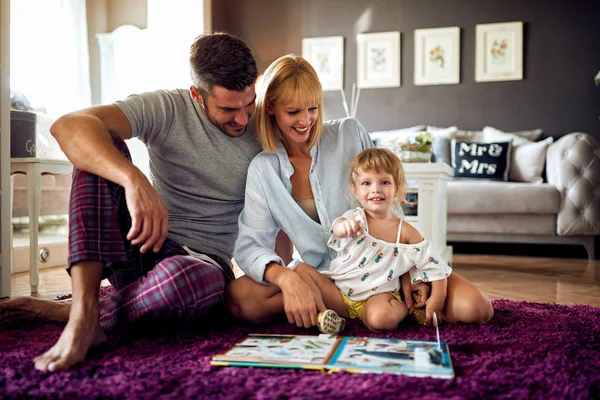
[147,0,205,90]
[96,0,205,177]
[97,25,152,176]
[97,0,205,104]
[96,25,153,104]
[10,0,91,118]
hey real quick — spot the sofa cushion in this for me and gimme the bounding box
[369,125,426,146]
[447,181,560,214]
[451,140,512,181]
[426,125,458,137]
[431,135,451,165]
[509,137,554,183]
[483,126,544,143]
[447,214,557,235]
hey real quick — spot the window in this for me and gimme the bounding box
[96,0,206,177]
[10,0,91,118]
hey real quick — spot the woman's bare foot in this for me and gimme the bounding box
[0,297,71,323]
[33,301,107,372]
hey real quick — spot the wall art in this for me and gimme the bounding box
[475,21,523,82]
[356,31,400,88]
[302,36,344,91]
[414,27,460,85]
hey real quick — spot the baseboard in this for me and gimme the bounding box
[11,239,68,274]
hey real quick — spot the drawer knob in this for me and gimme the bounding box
[39,247,50,263]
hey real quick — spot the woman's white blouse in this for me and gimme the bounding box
[234,118,374,283]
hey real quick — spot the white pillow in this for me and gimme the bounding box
[425,125,458,138]
[483,126,544,144]
[369,125,426,144]
[509,137,554,183]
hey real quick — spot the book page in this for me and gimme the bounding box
[328,337,453,378]
[212,334,339,366]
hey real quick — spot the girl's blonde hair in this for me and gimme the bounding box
[349,148,408,201]
[255,54,324,152]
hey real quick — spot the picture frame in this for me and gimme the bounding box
[302,36,344,91]
[414,27,460,86]
[356,31,400,88]
[475,21,523,82]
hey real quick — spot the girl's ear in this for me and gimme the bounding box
[266,103,274,115]
[350,183,357,197]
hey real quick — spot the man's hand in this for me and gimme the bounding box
[277,270,326,328]
[123,171,168,253]
[332,217,363,238]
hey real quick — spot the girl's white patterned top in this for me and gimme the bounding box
[322,208,452,301]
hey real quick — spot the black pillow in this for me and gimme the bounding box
[451,140,512,181]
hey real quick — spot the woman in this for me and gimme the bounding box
[226,54,493,329]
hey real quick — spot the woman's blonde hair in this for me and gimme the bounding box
[349,148,408,201]
[255,54,324,152]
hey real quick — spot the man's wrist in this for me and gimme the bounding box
[119,164,146,190]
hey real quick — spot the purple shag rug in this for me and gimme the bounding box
[1,296,598,400]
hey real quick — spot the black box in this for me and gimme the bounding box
[10,110,37,158]
[402,191,419,216]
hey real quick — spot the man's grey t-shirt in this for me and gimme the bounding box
[115,89,261,264]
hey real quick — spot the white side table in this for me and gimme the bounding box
[10,158,73,293]
[402,163,454,262]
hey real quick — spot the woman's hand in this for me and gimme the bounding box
[277,269,326,328]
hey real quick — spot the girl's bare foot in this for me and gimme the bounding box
[411,282,432,308]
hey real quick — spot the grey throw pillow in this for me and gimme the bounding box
[431,136,451,165]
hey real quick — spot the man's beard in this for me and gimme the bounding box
[203,107,246,136]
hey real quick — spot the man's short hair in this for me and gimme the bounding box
[190,32,258,98]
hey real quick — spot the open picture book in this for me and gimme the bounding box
[211,334,454,379]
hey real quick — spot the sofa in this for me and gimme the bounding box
[370,126,600,259]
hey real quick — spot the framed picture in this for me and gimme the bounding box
[356,31,400,88]
[414,27,460,86]
[475,21,523,82]
[302,36,344,91]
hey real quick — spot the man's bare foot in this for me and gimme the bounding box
[0,297,71,324]
[33,306,107,372]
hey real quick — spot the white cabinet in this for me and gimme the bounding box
[402,163,453,262]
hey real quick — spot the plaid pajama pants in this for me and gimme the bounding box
[67,134,233,332]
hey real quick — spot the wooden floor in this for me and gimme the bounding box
[8,254,600,307]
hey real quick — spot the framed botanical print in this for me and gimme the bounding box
[356,31,401,88]
[475,21,523,82]
[302,36,344,91]
[414,27,460,86]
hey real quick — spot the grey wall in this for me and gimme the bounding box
[213,0,600,140]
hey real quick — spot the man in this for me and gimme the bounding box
[0,32,261,372]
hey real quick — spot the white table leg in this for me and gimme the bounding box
[27,163,41,294]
